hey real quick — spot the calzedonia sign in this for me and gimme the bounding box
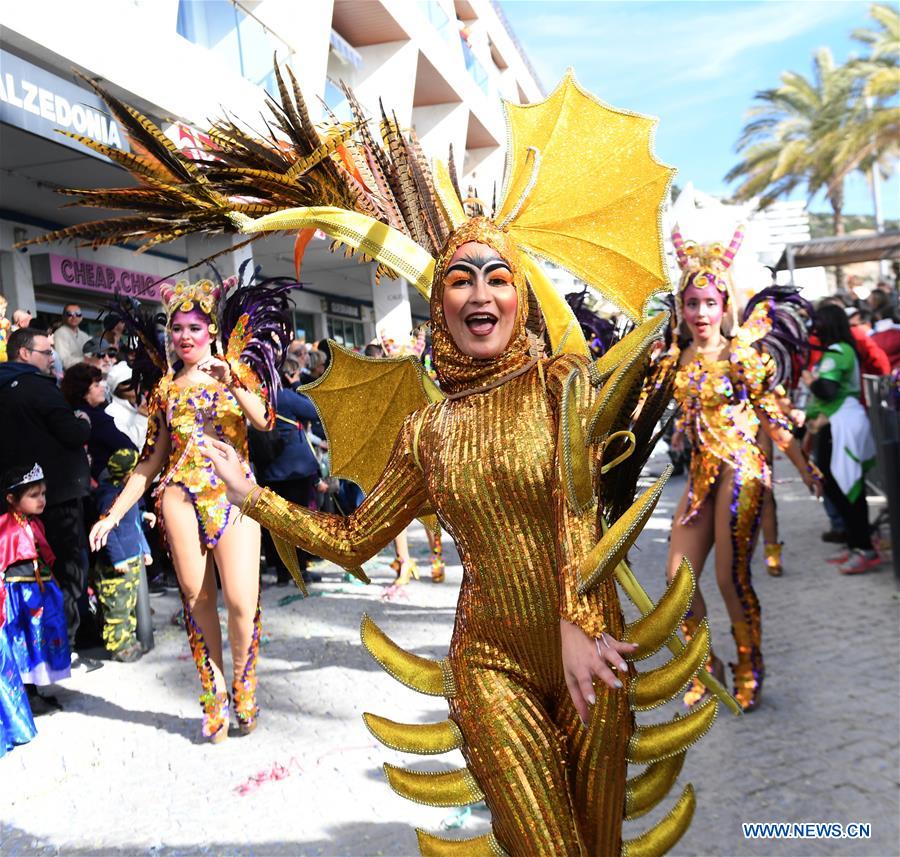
[0,49,128,154]
[31,253,171,303]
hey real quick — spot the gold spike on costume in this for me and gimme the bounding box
[625,752,687,820]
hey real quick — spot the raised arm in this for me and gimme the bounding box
[207,412,429,568]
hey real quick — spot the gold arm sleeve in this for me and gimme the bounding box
[549,356,608,638]
[244,414,429,568]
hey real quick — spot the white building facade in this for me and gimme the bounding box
[0,0,543,345]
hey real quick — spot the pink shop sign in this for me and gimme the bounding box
[48,253,171,302]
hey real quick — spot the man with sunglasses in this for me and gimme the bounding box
[0,327,93,660]
[54,304,91,369]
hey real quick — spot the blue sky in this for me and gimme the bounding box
[501,0,898,220]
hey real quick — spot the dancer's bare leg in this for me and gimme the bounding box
[666,484,715,619]
[213,512,261,678]
[162,486,224,690]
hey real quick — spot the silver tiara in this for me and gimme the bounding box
[8,463,44,490]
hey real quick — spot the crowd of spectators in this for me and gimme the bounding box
[0,298,344,695]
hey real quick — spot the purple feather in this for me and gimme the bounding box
[741,285,814,389]
[215,260,295,401]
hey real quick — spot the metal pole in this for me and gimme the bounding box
[135,561,155,652]
[786,244,796,287]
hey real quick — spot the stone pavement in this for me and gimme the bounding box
[2,448,898,857]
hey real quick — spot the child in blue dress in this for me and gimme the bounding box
[1,464,71,689]
[1,566,36,757]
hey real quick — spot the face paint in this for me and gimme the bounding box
[440,242,519,359]
[682,282,725,343]
[171,309,213,365]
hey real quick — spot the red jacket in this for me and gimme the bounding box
[0,511,56,577]
[871,327,900,370]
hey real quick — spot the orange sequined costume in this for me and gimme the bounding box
[141,365,269,548]
[659,227,799,712]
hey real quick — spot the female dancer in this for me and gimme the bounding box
[89,274,291,741]
[660,230,822,712]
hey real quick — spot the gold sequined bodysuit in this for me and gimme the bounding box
[141,368,269,547]
[248,353,631,854]
[241,221,715,857]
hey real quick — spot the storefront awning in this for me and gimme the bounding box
[776,232,900,270]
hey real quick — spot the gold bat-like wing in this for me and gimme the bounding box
[302,342,442,499]
[496,70,676,322]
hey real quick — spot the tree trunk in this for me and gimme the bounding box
[831,181,846,292]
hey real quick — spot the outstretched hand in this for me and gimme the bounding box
[200,438,256,507]
[561,618,636,726]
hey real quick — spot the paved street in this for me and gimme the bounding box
[2,448,898,857]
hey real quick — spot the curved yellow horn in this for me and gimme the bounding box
[593,312,669,384]
[625,751,686,820]
[623,557,694,661]
[360,614,454,697]
[416,829,507,857]
[630,621,710,711]
[622,784,696,857]
[577,469,670,595]
[521,253,589,358]
[627,697,718,765]
[363,713,463,755]
[229,207,435,299]
[383,763,485,807]
[588,325,664,443]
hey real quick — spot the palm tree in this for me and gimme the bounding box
[852,2,899,101]
[726,48,856,237]
[835,3,900,204]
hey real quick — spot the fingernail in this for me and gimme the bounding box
[619,662,627,671]
[614,679,623,689]
[587,693,596,705]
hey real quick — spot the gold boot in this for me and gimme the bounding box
[680,613,724,707]
[731,620,764,712]
[764,542,783,577]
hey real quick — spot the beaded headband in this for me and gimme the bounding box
[160,279,222,336]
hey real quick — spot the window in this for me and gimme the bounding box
[292,311,316,343]
[324,77,352,123]
[327,316,366,349]
[462,41,489,95]
[176,0,289,97]
[424,1,459,54]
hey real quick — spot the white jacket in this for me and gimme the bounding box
[106,396,149,449]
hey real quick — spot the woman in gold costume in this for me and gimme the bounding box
[209,219,649,854]
[23,69,732,855]
[89,273,292,741]
[659,229,822,713]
